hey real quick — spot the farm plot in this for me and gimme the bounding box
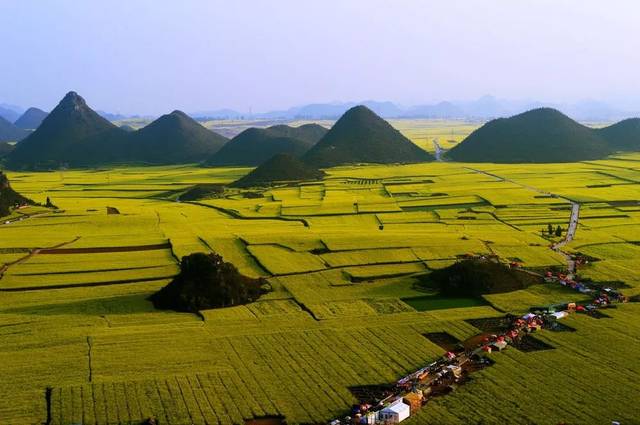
[344,263,427,281]
[3,156,640,424]
[407,306,640,424]
[489,245,566,267]
[320,248,419,267]
[247,245,327,275]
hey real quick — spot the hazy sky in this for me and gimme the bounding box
[1,0,639,115]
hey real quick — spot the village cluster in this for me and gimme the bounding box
[329,269,629,425]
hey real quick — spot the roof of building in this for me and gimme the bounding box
[381,400,410,414]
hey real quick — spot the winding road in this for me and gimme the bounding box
[432,139,444,162]
[553,202,580,249]
[552,202,580,274]
[466,167,581,274]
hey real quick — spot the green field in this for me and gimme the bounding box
[2,140,640,423]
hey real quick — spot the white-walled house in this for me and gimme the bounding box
[378,399,411,423]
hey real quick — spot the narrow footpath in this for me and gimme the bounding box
[0,236,81,282]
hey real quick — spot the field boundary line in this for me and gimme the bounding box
[0,236,80,281]
[185,201,310,227]
[0,275,175,292]
[39,242,170,254]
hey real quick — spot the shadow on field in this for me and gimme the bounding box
[0,293,163,317]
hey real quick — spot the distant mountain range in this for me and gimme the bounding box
[14,107,48,130]
[447,108,640,163]
[3,95,638,123]
[0,116,29,142]
[0,103,24,123]
[188,96,639,121]
[5,92,228,170]
[4,92,640,169]
[4,94,436,171]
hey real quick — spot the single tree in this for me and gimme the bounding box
[555,225,563,237]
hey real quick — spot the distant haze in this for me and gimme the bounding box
[1,0,639,115]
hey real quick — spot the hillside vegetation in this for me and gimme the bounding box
[0,116,28,142]
[420,258,542,297]
[5,92,127,169]
[0,172,32,217]
[448,108,612,163]
[231,153,325,187]
[2,154,640,424]
[597,118,640,151]
[127,110,227,164]
[448,108,640,163]
[0,142,14,158]
[205,123,325,166]
[13,107,48,130]
[5,92,227,169]
[303,105,433,166]
[265,123,328,144]
[150,252,267,312]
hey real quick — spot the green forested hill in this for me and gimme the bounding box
[231,153,325,187]
[597,118,640,151]
[447,108,613,163]
[205,123,326,166]
[127,110,227,164]
[303,105,433,167]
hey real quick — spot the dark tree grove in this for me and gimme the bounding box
[419,258,542,297]
[150,252,269,313]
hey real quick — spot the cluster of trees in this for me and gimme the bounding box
[0,171,34,217]
[418,258,541,297]
[542,224,563,237]
[150,252,269,312]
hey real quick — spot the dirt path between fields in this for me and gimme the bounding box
[0,238,180,291]
[0,275,176,292]
[0,236,81,281]
[185,201,310,227]
[38,242,171,255]
[0,211,50,226]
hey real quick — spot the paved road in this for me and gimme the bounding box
[555,202,580,247]
[467,167,581,274]
[432,139,444,162]
[552,202,580,275]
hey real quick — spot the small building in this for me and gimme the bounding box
[378,400,411,423]
[446,364,463,378]
[403,392,423,414]
[491,340,508,351]
[361,411,377,425]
